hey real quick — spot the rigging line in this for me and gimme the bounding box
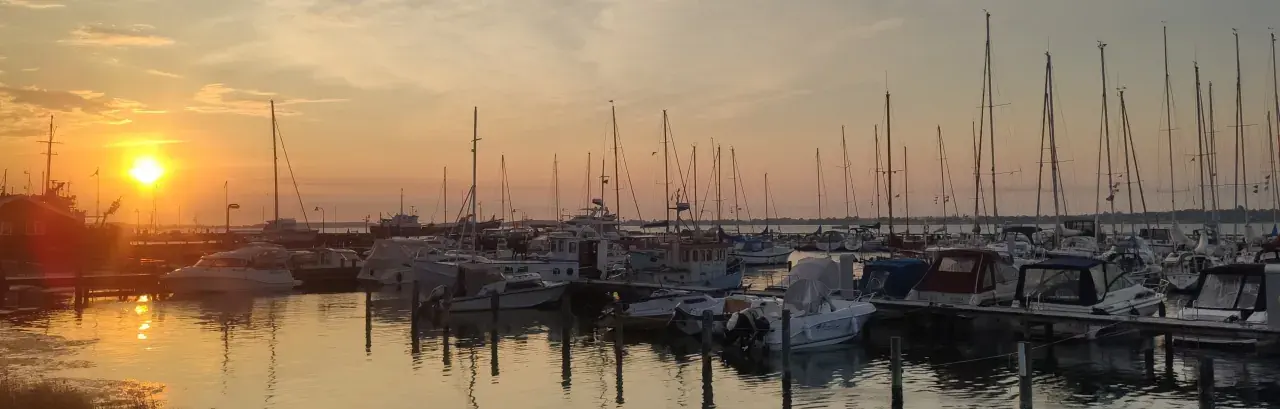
[731,150,755,226]
[273,119,310,227]
[616,138,645,221]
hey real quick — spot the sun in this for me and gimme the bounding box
[129,156,165,185]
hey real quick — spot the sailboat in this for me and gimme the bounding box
[729,157,794,265]
[260,100,319,244]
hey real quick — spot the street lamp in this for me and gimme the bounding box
[226,203,240,234]
[314,206,325,233]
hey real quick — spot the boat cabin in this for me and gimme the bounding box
[1254,242,1280,264]
[858,258,929,299]
[1062,219,1098,238]
[290,248,363,269]
[196,246,290,270]
[1189,264,1269,314]
[1014,257,1147,307]
[628,240,734,283]
[739,238,778,253]
[906,248,1018,306]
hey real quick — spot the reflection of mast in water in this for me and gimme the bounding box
[264,299,279,406]
[220,318,231,394]
[364,291,372,355]
[467,347,479,409]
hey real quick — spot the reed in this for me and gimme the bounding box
[0,377,161,409]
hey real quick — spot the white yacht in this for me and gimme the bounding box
[1174,263,1273,346]
[601,289,717,330]
[427,267,569,312]
[413,230,611,287]
[1013,256,1164,339]
[162,244,299,293]
[904,248,1021,306]
[732,237,794,266]
[723,258,876,351]
[625,239,744,290]
[358,238,441,285]
[261,218,319,242]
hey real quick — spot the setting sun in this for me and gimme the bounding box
[128,156,165,186]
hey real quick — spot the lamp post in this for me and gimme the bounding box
[226,204,240,234]
[314,206,326,233]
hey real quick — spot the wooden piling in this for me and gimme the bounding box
[561,293,572,389]
[701,310,713,409]
[614,308,624,404]
[1199,357,1215,409]
[890,335,903,406]
[364,290,372,354]
[1018,341,1032,408]
[490,291,499,376]
[782,310,793,409]
[491,291,500,320]
[410,280,421,353]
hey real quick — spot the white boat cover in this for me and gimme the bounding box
[783,279,832,315]
[787,257,842,290]
[359,238,436,277]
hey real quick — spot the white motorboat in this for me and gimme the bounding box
[626,240,744,290]
[1013,256,1165,339]
[905,248,1021,306]
[439,269,569,312]
[724,258,876,351]
[162,244,299,294]
[813,230,847,252]
[413,230,612,287]
[601,289,716,330]
[671,294,773,336]
[1162,234,1222,293]
[732,237,793,266]
[842,234,864,252]
[1174,263,1274,347]
[357,238,440,285]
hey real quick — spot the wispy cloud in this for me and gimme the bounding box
[105,139,185,148]
[0,85,157,137]
[64,24,174,47]
[1,0,64,9]
[185,83,345,117]
[20,68,38,72]
[144,69,183,79]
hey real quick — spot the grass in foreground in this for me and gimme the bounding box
[0,377,161,409]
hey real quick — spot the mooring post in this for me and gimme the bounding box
[491,291,499,322]
[890,335,903,405]
[561,293,572,389]
[1018,341,1032,408]
[364,290,372,354]
[1144,345,1156,379]
[782,308,793,409]
[787,260,793,272]
[614,308,624,404]
[1199,357,1215,409]
[701,309,714,408]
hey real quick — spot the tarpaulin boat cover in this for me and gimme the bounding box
[787,257,842,290]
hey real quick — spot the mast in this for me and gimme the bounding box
[984,11,999,221]
[972,121,982,234]
[400,188,405,216]
[763,172,770,232]
[271,100,279,222]
[692,144,699,229]
[816,149,823,228]
[1195,63,1209,219]
[1097,41,1117,235]
[41,115,55,196]
[841,126,852,220]
[470,107,479,251]
[1269,113,1278,226]
[936,125,947,231]
[903,146,910,235]
[1272,31,1280,225]
[585,152,591,212]
[443,166,448,223]
[715,145,722,224]
[662,110,671,233]
[1233,29,1248,233]
[1209,82,1221,221]
[1120,88,1152,232]
[610,100,621,218]
[1044,52,1063,245]
[500,155,506,228]
[873,125,883,222]
[1163,23,1178,222]
[731,147,741,233]
[885,90,894,236]
[553,156,560,223]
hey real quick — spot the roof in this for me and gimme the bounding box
[1200,263,1267,277]
[865,258,929,271]
[1024,256,1104,271]
[0,195,80,221]
[934,248,1001,258]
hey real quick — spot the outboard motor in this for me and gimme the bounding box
[722,310,771,351]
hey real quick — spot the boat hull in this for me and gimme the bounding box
[162,275,297,294]
[448,282,569,312]
[736,249,794,266]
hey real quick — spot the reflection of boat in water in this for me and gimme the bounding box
[162,244,299,294]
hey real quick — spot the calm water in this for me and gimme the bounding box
[5,281,1280,409]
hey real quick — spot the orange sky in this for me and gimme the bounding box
[3,0,1280,225]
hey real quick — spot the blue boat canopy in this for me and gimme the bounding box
[859,258,929,299]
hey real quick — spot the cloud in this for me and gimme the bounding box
[64,24,174,47]
[105,139,185,148]
[1,0,64,9]
[184,83,345,117]
[144,69,183,79]
[20,68,38,72]
[0,84,158,137]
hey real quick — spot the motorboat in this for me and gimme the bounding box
[260,218,318,243]
[413,230,612,287]
[842,233,864,252]
[357,238,441,285]
[854,258,930,300]
[723,258,876,351]
[430,266,569,312]
[600,289,717,330]
[1172,263,1275,346]
[1162,233,1223,293]
[625,239,744,290]
[904,248,1020,306]
[671,294,775,336]
[732,237,794,266]
[1013,256,1165,339]
[813,230,847,252]
[162,244,299,293]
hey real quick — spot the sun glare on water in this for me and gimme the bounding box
[129,156,165,185]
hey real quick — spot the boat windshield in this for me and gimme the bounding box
[195,257,249,268]
[1195,274,1262,310]
[1021,268,1085,304]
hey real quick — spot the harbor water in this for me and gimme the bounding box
[6,278,1280,408]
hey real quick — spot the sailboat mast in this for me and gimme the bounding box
[662,110,671,233]
[585,152,591,212]
[763,171,769,232]
[885,91,894,236]
[1272,31,1280,225]
[1045,52,1063,244]
[1195,63,1209,218]
[1209,82,1221,220]
[500,155,506,228]
[903,146,910,234]
[41,115,54,196]
[610,100,621,218]
[937,125,947,230]
[841,126,852,220]
[874,125,882,221]
[443,166,447,224]
[692,144,699,229]
[984,11,999,221]
[554,155,560,223]
[1097,41,1117,235]
[470,106,479,251]
[271,100,279,222]
[715,145,722,224]
[1121,88,1152,232]
[972,121,981,234]
[1120,89,1138,234]
[732,147,741,232]
[1233,29,1248,232]
[1163,23,1178,222]
[816,149,823,226]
